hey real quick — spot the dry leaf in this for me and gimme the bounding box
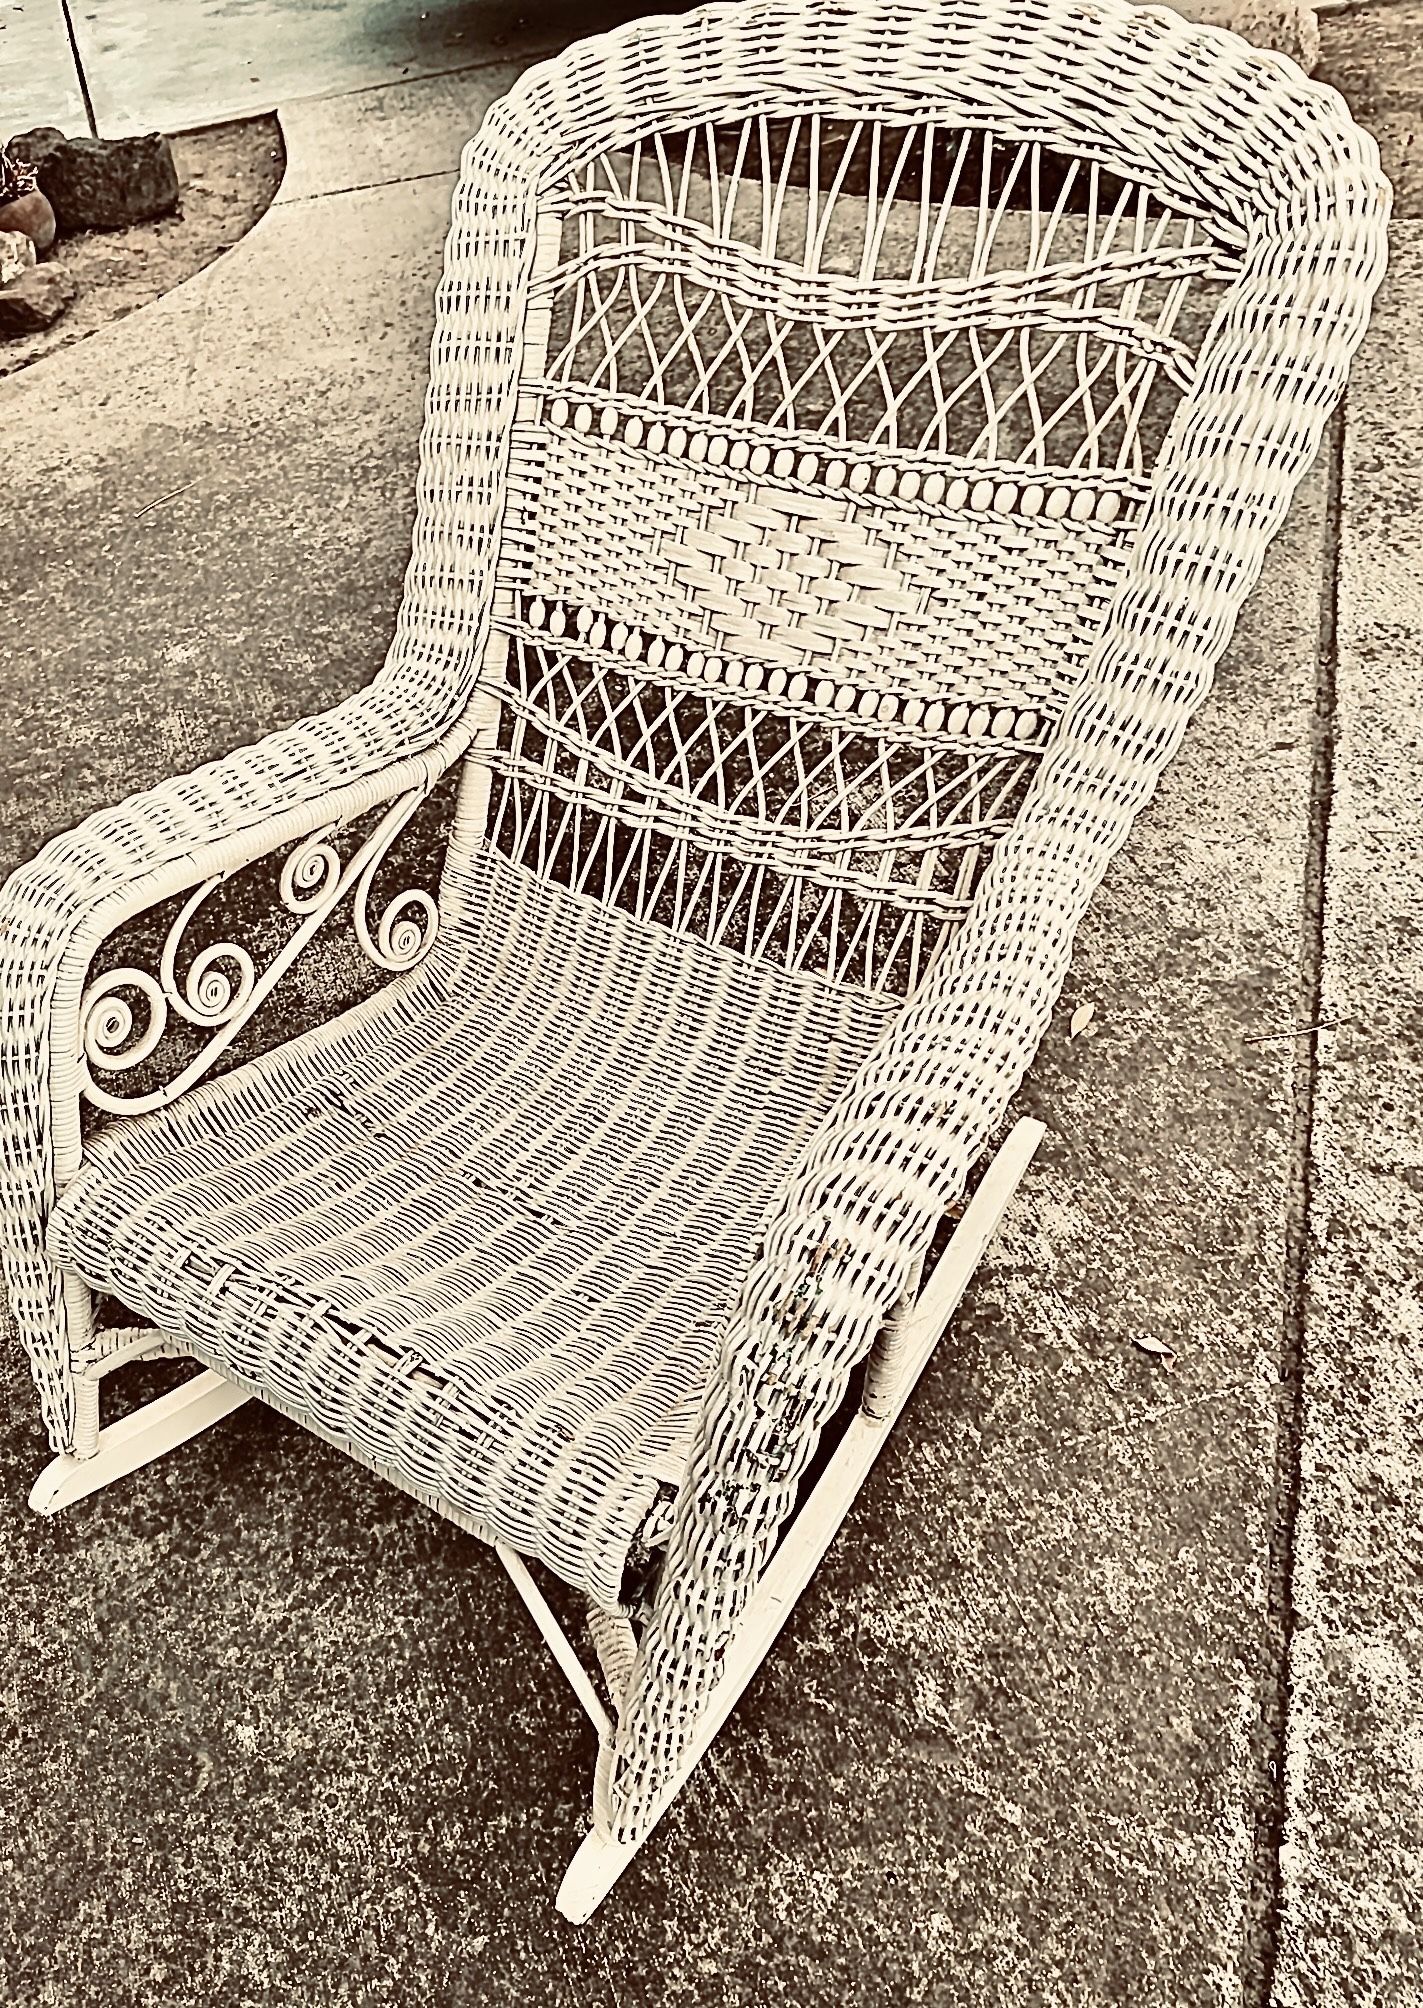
[1069,1002,1096,1038]
[1132,1334,1176,1365]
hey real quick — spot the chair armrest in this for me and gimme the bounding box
[0,95,542,1449]
[0,679,462,1450]
[598,142,1391,1844]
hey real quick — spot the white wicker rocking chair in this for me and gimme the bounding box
[0,0,1388,1920]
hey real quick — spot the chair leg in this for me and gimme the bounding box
[29,1367,251,1515]
[863,1116,1047,1419]
[557,1405,921,1919]
[556,1115,1047,1923]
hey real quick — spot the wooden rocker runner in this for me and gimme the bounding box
[0,0,1388,1920]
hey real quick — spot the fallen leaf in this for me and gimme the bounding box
[1069,1002,1096,1038]
[1132,1334,1176,1365]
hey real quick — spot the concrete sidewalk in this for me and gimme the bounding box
[0,0,687,139]
[0,23,1418,2007]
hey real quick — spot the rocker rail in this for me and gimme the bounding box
[558,1115,1046,1920]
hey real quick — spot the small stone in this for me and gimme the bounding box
[0,229,35,286]
[0,262,78,334]
[40,133,180,233]
[0,189,56,253]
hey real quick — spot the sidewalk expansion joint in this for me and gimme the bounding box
[58,0,98,136]
[1239,397,1345,2008]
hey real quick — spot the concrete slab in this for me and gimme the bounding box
[65,0,691,140]
[275,60,516,205]
[0,70,1337,2007]
[1271,220,1423,2008]
[1317,0,1423,217]
[0,0,87,137]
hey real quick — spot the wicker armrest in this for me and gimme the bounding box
[0,680,464,1449]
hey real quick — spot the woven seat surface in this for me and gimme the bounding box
[48,848,894,1604]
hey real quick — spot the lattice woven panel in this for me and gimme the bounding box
[480,109,1234,992]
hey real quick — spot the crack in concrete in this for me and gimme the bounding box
[1239,400,1347,2008]
[279,167,461,207]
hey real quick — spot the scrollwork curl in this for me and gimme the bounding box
[177,941,258,1027]
[155,878,259,1029]
[360,887,440,972]
[81,968,169,1074]
[280,828,343,915]
[80,780,439,1114]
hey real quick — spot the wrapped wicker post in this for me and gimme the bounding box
[0,0,1389,1918]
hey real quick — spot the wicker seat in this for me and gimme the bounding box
[0,0,1388,1920]
[47,848,892,1607]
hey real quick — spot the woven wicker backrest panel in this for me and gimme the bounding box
[467,89,1242,992]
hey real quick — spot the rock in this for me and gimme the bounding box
[0,189,57,253]
[0,228,36,287]
[0,263,77,334]
[1145,0,1320,70]
[6,126,68,177]
[38,133,180,234]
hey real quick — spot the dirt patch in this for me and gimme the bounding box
[0,114,284,378]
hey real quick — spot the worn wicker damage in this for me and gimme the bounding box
[0,0,1388,1909]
